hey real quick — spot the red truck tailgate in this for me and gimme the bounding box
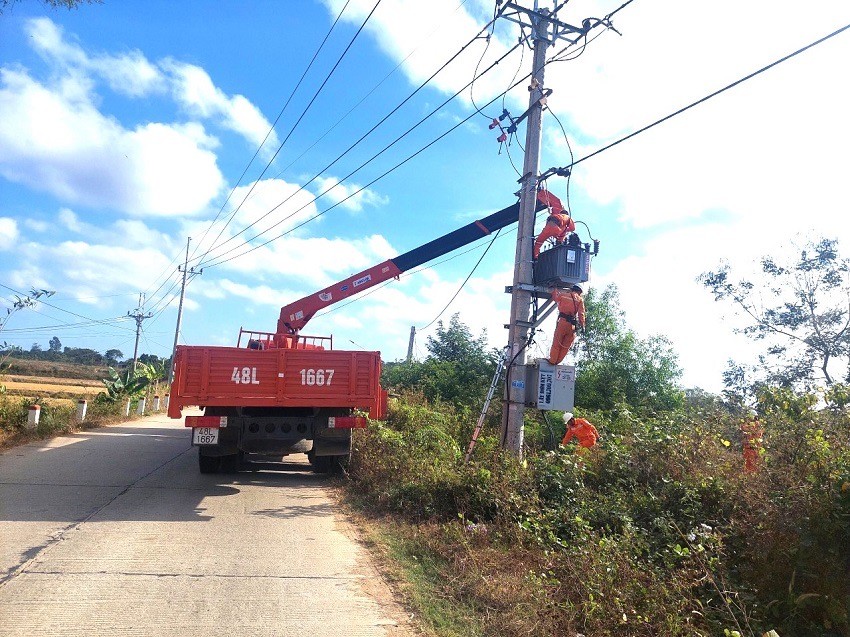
[168,345,384,418]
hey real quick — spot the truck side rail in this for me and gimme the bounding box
[168,345,385,420]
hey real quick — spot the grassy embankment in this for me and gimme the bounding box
[0,357,158,449]
[344,393,850,637]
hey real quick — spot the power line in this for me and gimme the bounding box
[0,317,132,333]
[194,0,477,252]
[546,108,574,214]
[606,0,636,21]
[199,3,621,270]
[200,40,526,269]
[196,10,514,269]
[295,200,564,322]
[419,228,503,331]
[218,3,626,328]
[194,0,384,267]
[141,249,184,302]
[146,276,183,318]
[0,283,137,332]
[468,0,505,121]
[191,0,356,266]
[571,22,850,169]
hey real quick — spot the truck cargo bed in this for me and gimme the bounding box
[168,345,386,419]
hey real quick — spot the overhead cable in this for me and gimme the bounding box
[200,40,525,269]
[192,0,357,266]
[197,8,512,268]
[195,0,477,260]
[418,228,503,331]
[137,3,356,301]
[570,22,850,169]
[199,7,622,269]
[193,0,383,270]
[0,283,136,332]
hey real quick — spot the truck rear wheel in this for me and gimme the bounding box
[199,451,221,474]
[219,452,242,474]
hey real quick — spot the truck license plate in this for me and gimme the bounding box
[193,427,219,445]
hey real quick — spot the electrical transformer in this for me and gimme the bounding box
[533,240,593,288]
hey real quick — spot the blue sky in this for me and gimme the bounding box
[1,0,848,391]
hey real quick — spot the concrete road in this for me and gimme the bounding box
[0,413,414,636]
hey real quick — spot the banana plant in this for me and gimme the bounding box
[98,366,151,404]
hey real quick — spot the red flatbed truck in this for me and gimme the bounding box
[169,331,386,473]
[168,195,556,473]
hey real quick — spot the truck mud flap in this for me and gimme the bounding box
[312,436,352,457]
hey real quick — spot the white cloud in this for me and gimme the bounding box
[0,17,288,220]
[0,217,18,250]
[24,219,49,233]
[0,68,224,217]
[165,61,280,152]
[58,208,83,233]
[313,176,390,212]
[217,279,299,308]
[49,240,176,292]
[321,0,520,111]
[94,51,166,98]
[113,219,176,250]
[26,17,274,146]
[211,231,398,289]
[27,17,167,97]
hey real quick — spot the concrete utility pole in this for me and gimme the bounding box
[168,237,202,384]
[501,11,552,455]
[127,292,152,372]
[406,326,416,362]
[499,3,590,455]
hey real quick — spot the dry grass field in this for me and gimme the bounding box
[1,357,108,402]
[4,376,104,396]
[2,357,110,380]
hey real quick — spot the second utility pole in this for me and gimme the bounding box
[501,9,552,455]
[168,237,202,384]
[128,292,152,373]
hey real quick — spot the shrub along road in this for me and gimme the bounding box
[0,413,413,636]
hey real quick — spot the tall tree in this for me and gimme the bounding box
[49,336,62,353]
[383,314,497,407]
[700,237,850,387]
[573,285,683,412]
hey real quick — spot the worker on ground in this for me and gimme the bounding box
[533,190,576,259]
[740,411,764,474]
[548,284,585,365]
[561,412,600,451]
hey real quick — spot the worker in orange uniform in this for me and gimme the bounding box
[740,412,764,474]
[533,190,576,259]
[561,412,600,450]
[548,284,585,365]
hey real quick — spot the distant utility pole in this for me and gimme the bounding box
[499,3,589,455]
[168,237,203,384]
[406,326,416,362]
[127,292,152,372]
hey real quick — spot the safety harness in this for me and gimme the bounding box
[557,293,581,326]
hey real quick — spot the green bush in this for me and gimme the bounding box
[347,387,850,636]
